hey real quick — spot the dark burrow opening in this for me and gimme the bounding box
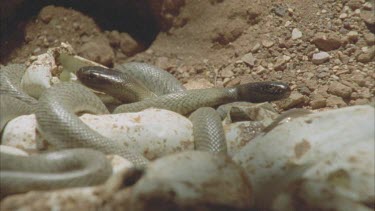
[0,0,162,63]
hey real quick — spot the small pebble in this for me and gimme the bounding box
[339,13,348,19]
[292,28,302,40]
[326,95,347,107]
[312,52,330,64]
[328,81,353,98]
[278,91,306,109]
[347,31,359,43]
[241,53,256,66]
[363,33,375,46]
[262,39,275,48]
[363,2,373,10]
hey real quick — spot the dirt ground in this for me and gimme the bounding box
[1,0,374,111]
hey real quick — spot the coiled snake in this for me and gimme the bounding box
[0,62,291,197]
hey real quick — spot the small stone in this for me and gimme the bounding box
[155,57,172,70]
[38,6,54,23]
[353,98,370,105]
[256,65,266,74]
[241,53,256,66]
[347,31,359,43]
[326,95,347,107]
[33,47,41,54]
[119,35,144,56]
[251,43,261,53]
[273,4,288,17]
[363,33,375,46]
[78,38,115,66]
[346,0,362,10]
[312,52,330,64]
[72,22,80,30]
[312,32,342,51]
[262,39,275,48]
[356,46,375,63]
[285,21,291,27]
[292,28,302,40]
[310,94,326,109]
[274,57,287,71]
[278,91,306,109]
[363,2,373,10]
[298,85,311,95]
[339,13,348,19]
[221,68,234,78]
[361,10,375,26]
[184,78,214,90]
[328,81,353,98]
[351,73,366,86]
[145,49,154,54]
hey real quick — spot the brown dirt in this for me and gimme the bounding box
[1,0,374,111]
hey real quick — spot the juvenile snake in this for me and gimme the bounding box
[0,62,291,197]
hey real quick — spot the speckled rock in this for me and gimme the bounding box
[2,109,194,160]
[233,105,375,210]
[130,151,253,211]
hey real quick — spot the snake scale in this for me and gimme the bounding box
[0,62,291,197]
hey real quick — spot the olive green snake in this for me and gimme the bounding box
[0,62,291,197]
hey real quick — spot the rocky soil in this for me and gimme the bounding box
[1,0,374,112]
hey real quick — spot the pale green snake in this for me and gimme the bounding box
[0,62,291,197]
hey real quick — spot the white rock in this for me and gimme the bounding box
[2,109,194,160]
[292,28,302,40]
[233,105,375,209]
[224,121,265,156]
[1,114,38,151]
[312,51,330,64]
[130,151,253,210]
[21,52,55,98]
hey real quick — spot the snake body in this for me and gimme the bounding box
[116,62,187,95]
[113,81,290,115]
[0,95,35,131]
[35,82,149,167]
[189,107,227,153]
[0,61,290,197]
[0,64,38,105]
[0,148,112,198]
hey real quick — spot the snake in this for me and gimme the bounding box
[0,148,112,198]
[0,61,291,197]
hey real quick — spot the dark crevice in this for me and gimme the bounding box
[0,0,161,63]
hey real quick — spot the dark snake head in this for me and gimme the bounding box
[236,81,291,103]
[77,66,124,91]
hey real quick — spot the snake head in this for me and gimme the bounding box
[236,81,291,103]
[76,66,124,90]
